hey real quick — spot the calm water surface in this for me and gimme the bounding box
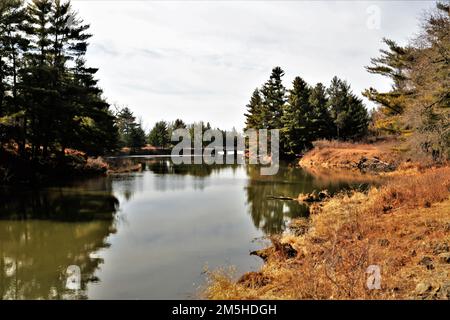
[0,157,374,299]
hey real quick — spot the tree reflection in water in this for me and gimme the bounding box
[142,158,370,234]
[141,158,323,234]
[0,178,118,299]
[243,163,374,234]
[0,157,375,299]
[244,164,311,234]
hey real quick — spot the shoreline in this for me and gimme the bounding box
[204,142,450,300]
[298,140,401,173]
[0,150,109,186]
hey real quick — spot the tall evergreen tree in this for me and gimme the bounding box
[1,0,118,171]
[172,118,186,130]
[364,2,449,160]
[309,82,332,139]
[244,88,262,129]
[148,121,170,148]
[0,0,28,149]
[129,121,146,151]
[21,0,55,157]
[363,38,414,116]
[260,66,286,129]
[115,106,136,147]
[17,0,117,157]
[64,1,117,155]
[281,76,312,155]
[408,2,449,160]
[327,76,369,140]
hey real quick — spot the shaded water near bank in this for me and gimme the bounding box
[0,157,377,299]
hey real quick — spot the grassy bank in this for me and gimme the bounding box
[299,139,401,171]
[205,145,450,300]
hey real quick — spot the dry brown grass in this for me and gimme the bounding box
[299,139,401,169]
[373,167,450,212]
[204,166,450,300]
[313,139,381,150]
[86,156,109,172]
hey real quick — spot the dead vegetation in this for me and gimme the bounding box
[299,139,401,170]
[204,166,450,300]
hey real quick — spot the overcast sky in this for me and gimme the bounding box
[71,0,435,131]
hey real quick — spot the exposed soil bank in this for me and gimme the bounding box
[205,149,450,299]
[299,140,401,172]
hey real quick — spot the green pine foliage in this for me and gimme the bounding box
[309,82,332,139]
[281,76,313,156]
[148,120,170,148]
[0,0,118,159]
[327,76,369,140]
[244,88,262,130]
[115,106,146,150]
[364,2,449,161]
[172,119,187,130]
[260,66,286,129]
[363,38,414,117]
[244,68,370,157]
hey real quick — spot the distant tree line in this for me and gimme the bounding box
[4,0,444,167]
[0,0,119,160]
[244,67,369,156]
[114,105,239,151]
[363,2,449,161]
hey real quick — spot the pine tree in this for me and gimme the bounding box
[50,0,104,155]
[244,88,262,129]
[20,0,51,156]
[116,106,136,147]
[1,0,118,163]
[405,2,449,160]
[309,82,331,139]
[0,0,28,150]
[363,38,414,117]
[346,95,369,139]
[18,0,118,157]
[281,76,312,156]
[327,76,369,140]
[64,1,117,155]
[129,122,146,151]
[327,77,346,138]
[260,66,286,129]
[148,121,170,148]
[364,2,449,160]
[172,119,186,130]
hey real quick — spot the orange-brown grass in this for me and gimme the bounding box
[299,139,401,169]
[374,167,450,211]
[204,166,450,299]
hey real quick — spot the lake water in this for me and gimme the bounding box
[0,156,374,299]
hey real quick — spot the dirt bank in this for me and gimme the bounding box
[204,166,450,300]
[299,140,401,172]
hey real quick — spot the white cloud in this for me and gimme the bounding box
[71,0,435,131]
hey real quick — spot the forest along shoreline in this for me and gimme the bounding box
[0,147,146,185]
[204,139,450,300]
